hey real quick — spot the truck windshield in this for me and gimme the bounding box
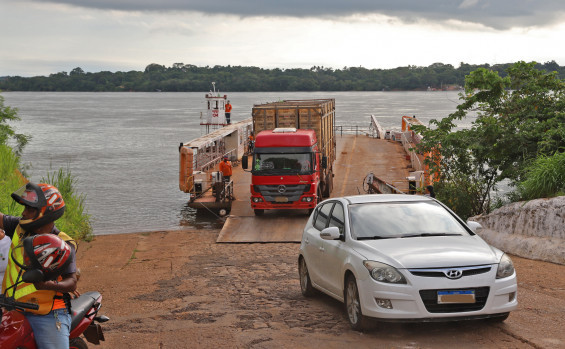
[253,153,313,174]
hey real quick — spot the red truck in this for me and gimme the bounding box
[242,99,336,215]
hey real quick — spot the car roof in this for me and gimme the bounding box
[339,194,434,205]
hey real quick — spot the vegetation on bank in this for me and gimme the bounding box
[0,95,92,240]
[414,61,565,220]
[1,61,564,92]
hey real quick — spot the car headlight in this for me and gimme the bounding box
[496,253,515,279]
[363,261,407,284]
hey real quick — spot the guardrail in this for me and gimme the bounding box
[369,115,386,139]
[401,132,423,172]
[334,125,370,137]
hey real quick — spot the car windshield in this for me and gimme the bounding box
[349,201,469,240]
[252,153,313,174]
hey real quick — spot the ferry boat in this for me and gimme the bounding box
[179,84,253,216]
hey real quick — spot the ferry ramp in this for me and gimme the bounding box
[217,134,411,243]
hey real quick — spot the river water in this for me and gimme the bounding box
[2,91,466,235]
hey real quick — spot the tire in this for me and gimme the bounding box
[69,337,88,349]
[323,173,333,197]
[298,257,317,297]
[345,275,373,331]
[254,209,264,216]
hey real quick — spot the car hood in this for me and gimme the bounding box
[353,235,501,269]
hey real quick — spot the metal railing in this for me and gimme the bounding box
[334,125,370,137]
[401,132,423,172]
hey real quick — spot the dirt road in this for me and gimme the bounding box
[76,229,565,349]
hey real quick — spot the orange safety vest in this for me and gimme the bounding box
[1,225,77,315]
[225,104,232,113]
[219,160,232,177]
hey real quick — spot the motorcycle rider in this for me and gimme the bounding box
[0,182,78,349]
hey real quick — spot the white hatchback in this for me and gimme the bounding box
[298,194,517,330]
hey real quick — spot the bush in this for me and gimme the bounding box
[519,152,565,200]
[0,144,24,216]
[41,168,93,241]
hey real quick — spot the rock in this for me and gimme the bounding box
[471,196,565,265]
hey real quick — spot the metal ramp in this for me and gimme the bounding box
[216,134,412,243]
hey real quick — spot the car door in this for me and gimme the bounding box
[304,201,334,289]
[319,202,349,296]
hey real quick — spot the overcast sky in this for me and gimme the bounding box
[2,0,565,77]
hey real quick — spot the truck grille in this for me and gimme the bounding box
[254,184,311,203]
[419,287,489,313]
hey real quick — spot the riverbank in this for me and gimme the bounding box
[76,228,565,348]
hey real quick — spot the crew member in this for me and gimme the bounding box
[225,101,232,124]
[425,185,436,198]
[0,182,78,349]
[219,156,233,182]
[248,131,254,152]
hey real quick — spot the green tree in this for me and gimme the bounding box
[0,94,30,155]
[414,61,565,219]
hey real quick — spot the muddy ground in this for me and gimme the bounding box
[76,229,565,349]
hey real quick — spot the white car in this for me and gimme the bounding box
[298,194,517,330]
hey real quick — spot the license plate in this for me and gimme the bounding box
[437,290,475,304]
[275,196,288,203]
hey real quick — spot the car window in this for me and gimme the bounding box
[314,202,334,231]
[349,201,469,239]
[328,202,345,235]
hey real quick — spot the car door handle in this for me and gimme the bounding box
[319,246,325,252]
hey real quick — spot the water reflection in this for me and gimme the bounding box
[179,205,225,230]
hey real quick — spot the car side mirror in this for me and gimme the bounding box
[320,226,341,240]
[466,221,482,233]
[242,155,248,169]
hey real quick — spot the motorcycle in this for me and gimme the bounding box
[0,276,109,348]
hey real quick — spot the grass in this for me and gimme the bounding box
[41,167,93,241]
[0,144,93,241]
[0,144,25,216]
[519,151,565,200]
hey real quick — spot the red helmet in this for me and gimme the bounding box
[11,182,66,232]
[12,234,72,281]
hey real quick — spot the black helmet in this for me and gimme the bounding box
[11,182,66,232]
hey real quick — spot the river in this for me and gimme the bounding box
[2,91,465,235]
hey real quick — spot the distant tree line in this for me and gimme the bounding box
[1,61,564,92]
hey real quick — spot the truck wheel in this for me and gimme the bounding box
[254,209,264,216]
[322,172,333,197]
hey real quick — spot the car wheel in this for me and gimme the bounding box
[254,209,264,216]
[298,257,317,297]
[345,275,372,331]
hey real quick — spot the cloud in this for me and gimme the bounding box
[31,0,565,30]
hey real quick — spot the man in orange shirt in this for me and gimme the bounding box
[225,101,232,124]
[219,156,233,182]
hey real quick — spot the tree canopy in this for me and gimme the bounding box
[414,61,565,219]
[1,61,564,92]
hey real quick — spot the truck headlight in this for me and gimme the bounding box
[363,261,407,284]
[252,197,263,203]
[496,254,515,279]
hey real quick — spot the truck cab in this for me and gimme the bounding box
[243,128,324,215]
